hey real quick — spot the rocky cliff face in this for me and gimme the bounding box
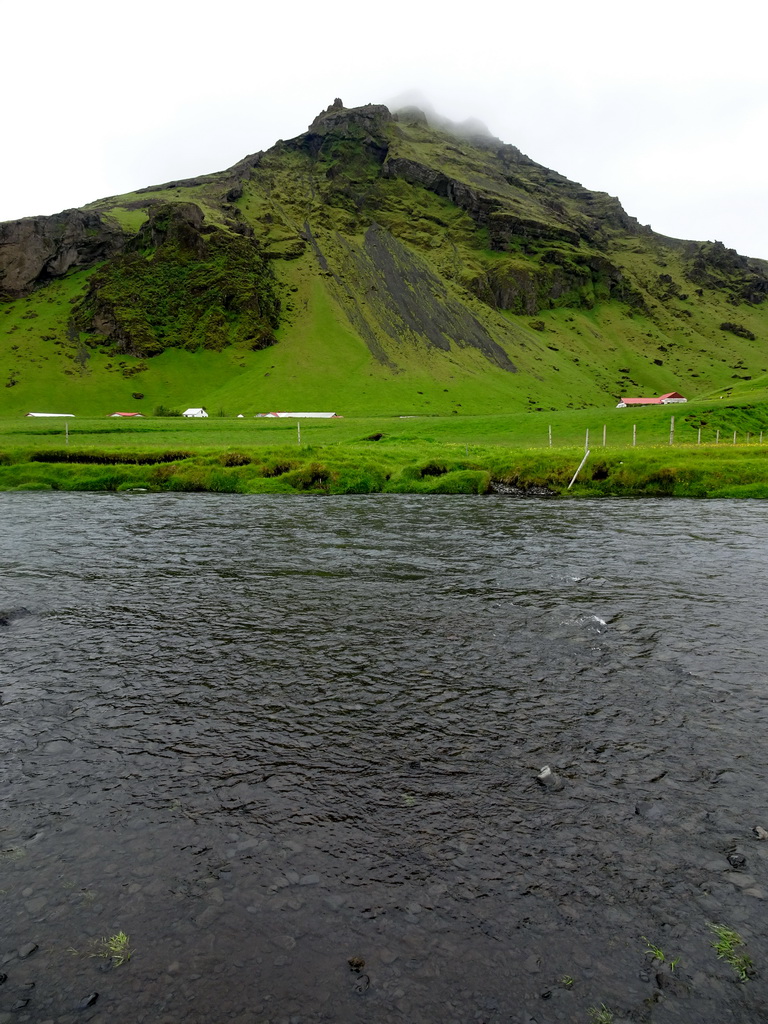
[0,209,126,298]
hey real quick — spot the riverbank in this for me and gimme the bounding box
[2,442,768,497]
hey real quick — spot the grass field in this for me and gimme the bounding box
[3,399,768,497]
[3,395,768,449]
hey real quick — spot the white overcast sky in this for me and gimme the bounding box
[3,0,767,258]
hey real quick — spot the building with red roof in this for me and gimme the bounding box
[616,392,686,408]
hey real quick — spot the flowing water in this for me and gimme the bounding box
[1,493,767,1024]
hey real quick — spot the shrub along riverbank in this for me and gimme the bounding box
[2,442,768,497]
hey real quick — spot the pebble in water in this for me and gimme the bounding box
[536,765,564,792]
[348,956,369,993]
[17,943,38,960]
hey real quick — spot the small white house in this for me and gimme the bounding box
[182,408,208,418]
[25,412,75,417]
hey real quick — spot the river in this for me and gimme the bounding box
[1,493,767,1023]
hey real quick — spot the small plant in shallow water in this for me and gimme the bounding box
[642,936,681,971]
[560,974,574,988]
[587,1004,613,1024]
[90,930,133,967]
[709,923,753,981]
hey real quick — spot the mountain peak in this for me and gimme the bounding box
[307,100,392,135]
[2,98,768,419]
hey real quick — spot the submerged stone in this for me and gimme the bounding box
[536,765,564,791]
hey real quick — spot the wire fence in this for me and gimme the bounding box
[543,417,766,451]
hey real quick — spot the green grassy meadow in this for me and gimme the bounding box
[3,398,768,497]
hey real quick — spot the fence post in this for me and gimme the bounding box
[669,415,675,446]
[697,427,701,445]
[733,431,737,445]
[298,422,301,446]
[716,429,720,444]
[632,423,636,447]
[602,424,607,447]
[548,424,552,448]
[568,450,591,490]
[585,428,589,451]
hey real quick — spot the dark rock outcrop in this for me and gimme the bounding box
[470,249,645,315]
[489,481,555,497]
[382,157,580,248]
[720,322,757,340]
[296,101,392,165]
[72,203,280,357]
[308,100,392,137]
[685,240,768,304]
[0,210,126,298]
[330,223,516,370]
[142,202,206,253]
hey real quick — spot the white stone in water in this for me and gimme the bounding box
[536,765,564,790]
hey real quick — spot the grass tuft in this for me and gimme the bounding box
[587,1004,613,1024]
[642,936,681,971]
[89,930,133,968]
[709,923,754,982]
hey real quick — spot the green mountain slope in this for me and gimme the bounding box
[1,99,766,416]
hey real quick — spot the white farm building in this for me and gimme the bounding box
[256,411,340,418]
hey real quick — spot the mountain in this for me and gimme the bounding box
[1,99,767,416]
